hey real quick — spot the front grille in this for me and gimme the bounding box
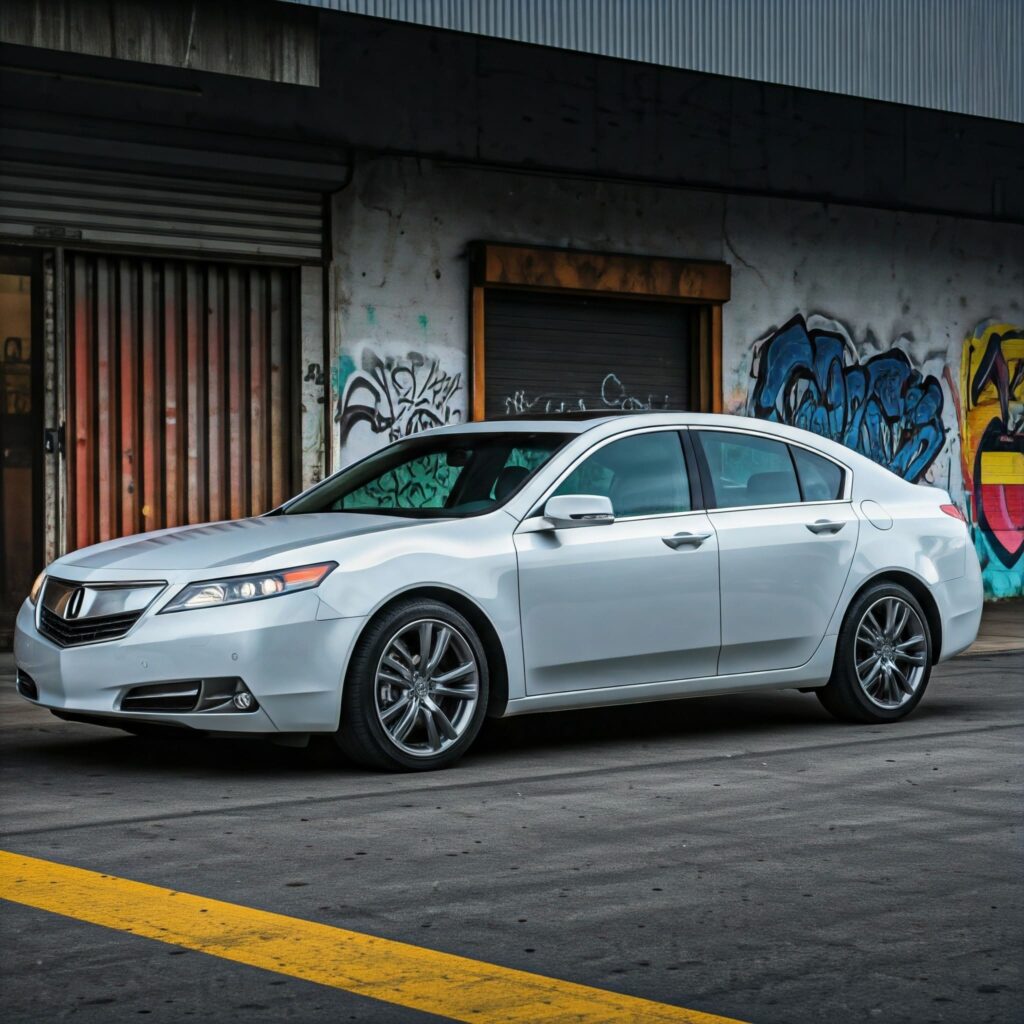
[37,577,164,648]
[39,606,143,647]
[16,670,38,700]
[121,681,201,712]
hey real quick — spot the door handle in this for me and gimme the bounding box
[806,519,846,535]
[662,531,712,549]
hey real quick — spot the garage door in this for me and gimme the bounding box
[66,253,297,549]
[483,290,694,419]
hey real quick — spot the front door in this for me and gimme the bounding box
[0,250,43,648]
[695,429,859,675]
[515,430,720,694]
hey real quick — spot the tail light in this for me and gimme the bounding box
[940,504,966,523]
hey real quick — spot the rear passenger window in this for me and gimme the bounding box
[792,447,844,501]
[698,431,800,508]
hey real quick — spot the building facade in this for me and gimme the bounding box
[329,156,1023,602]
[1,0,1021,644]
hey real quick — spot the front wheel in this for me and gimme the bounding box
[335,599,489,771]
[817,583,933,723]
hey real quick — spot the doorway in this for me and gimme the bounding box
[0,250,43,646]
[469,242,730,421]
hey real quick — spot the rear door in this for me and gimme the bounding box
[694,429,858,675]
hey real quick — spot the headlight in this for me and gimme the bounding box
[161,562,336,613]
[29,571,46,605]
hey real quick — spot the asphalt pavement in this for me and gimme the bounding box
[1,651,1021,1023]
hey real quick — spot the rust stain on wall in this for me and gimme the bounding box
[66,254,296,550]
[479,243,731,302]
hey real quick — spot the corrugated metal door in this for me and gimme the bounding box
[66,253,296,550]
[484,290,693,418]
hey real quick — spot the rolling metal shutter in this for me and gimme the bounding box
[484,290,693,418]
[66,253,296,549]
[0,162,324,263]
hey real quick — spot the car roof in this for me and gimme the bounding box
[429,411,898,479]
[432,410,819,441]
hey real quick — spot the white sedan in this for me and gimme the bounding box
[14,413,983,771]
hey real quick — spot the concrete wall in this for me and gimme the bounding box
[720,200,1024,599]
[330,156,1024,597]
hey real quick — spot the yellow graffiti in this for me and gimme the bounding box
[980,451,1024,485]
[955,319,1024,596]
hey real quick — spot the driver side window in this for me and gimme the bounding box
[553,431,691,518]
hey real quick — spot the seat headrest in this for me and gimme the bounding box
[494,464,531,501]
[745,471,799,504]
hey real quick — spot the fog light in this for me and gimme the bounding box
[232,691,255,711]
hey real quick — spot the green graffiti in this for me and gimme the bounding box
[417,314,429,333]
[331,354,356,397]
[366,305,377,325]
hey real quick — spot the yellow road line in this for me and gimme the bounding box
[0,850,746,1024]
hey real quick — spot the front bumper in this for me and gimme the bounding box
[13,593,365,733]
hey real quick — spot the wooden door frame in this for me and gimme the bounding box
[468,242,731,421]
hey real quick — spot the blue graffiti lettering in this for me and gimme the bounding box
[749,315,946,482]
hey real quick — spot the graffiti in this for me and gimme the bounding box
[331,353,356,399]
[335,349,463,508]
[503,373,671,417]
[748,315,946,483]
[948,320,1024,598]
[303,362,324,386]
[336,349,463,445]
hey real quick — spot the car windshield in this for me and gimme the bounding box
[283,431,572,518]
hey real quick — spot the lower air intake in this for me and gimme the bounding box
[121,681,201,712]
[16,670,38,701]
[119,678,256,713]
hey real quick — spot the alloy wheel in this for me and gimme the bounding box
[373,618,481,757]
[853,596,928,709]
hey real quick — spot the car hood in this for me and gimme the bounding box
[59,514,428,572]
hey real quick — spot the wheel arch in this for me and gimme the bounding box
[355,585,511,718]
[843,570,943,664]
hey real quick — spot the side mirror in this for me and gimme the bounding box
[543,494,615,529]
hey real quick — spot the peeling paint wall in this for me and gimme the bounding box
[720,198,1024,596]
[329,156,726,469]
[330,156,1024,596]
[299,266,326,490]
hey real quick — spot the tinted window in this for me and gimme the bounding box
[285,432,569,518]
[698,431,800,508]
[554,431,691,517]
[792,446,844,501]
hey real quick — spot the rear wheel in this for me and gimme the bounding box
[335,598,489,771]
[817,582,932,723]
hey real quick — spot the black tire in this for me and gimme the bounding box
[335,598,489,771]
[816,582,933,724]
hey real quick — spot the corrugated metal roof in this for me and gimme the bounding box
[280,0,1023,123]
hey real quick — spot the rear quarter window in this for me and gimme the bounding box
[791,446,845,501]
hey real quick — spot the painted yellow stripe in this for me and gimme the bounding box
[980,451,1024,485]
[0,850,745,1024]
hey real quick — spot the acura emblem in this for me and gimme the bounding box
[65,587,86,620]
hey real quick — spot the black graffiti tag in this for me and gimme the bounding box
[336,350,463,444]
